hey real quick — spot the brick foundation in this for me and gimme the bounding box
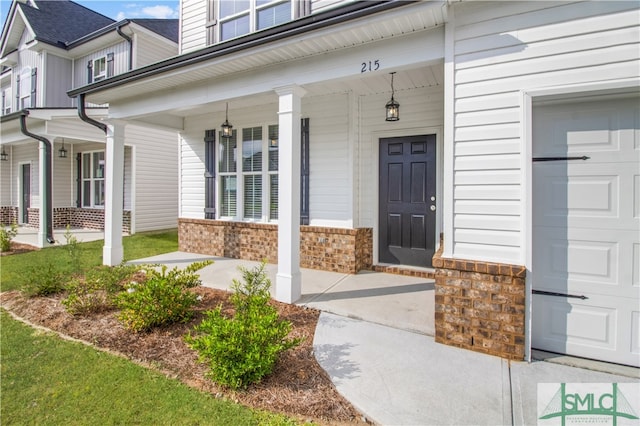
[0,207,18,225]
[3,207,130,233]
[432,249,526,360]
[178,218,373,274]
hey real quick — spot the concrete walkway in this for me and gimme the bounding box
[130,252,640,425]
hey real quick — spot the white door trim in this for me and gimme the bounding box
[520,77,640,363]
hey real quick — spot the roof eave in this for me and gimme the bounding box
[68,0,415,99]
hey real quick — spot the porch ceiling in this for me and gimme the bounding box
[82,1,446,109]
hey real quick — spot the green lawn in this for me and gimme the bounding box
[0,230,298,425]
[1,229,179,292]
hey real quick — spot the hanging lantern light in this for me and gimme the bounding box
[385,72,400,122]
[221,102,233,138]
[58,138,68,158]
[0,146,8,161]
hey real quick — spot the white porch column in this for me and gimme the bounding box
[103,121,125,266]
[37,143,47,247]
[275,85,306,303]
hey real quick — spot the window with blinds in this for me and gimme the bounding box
[216,124,278,221]
[219,130,237,217]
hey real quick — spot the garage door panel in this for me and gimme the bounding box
[533,293,639,366]
[534,99,639,157]
[634,243,640,287]
[534,228,638,297]
[532,96,640,367]
[534,162,637,229]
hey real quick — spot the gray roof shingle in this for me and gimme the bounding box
[16,1,179,48]
[19,0,115,47]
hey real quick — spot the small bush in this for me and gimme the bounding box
[63,225,81,273]
[0,222,18,252]
[62,264,141,315]
[186,261,300,390]
[116,261,212,332]
[23,262,67,297]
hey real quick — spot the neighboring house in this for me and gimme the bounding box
[0,0,180,248]
[68,0,639,368]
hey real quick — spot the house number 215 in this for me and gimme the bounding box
[361,60,380,73]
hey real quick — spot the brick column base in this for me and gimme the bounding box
[432,251,526,360]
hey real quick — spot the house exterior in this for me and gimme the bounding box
[67,0,639,367]
[0,0,180,247]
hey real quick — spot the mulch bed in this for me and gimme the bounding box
[0,286,365,425]
[0,242,39,256]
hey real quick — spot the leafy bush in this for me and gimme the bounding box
[23,262,68,297]
[186,261,300,390]
[116,261,212,332]
[0,222,18,252]
[62,264,141,315]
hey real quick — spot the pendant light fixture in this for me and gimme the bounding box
[221,102,233,138]
[385,72,400,122]
[58,138,68,158]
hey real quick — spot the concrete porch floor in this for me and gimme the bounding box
[128,251,436,336]
[12,226,110,247]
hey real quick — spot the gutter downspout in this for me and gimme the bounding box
[116,24,133,71]
[19,112,54,244]
[77,93,107,133]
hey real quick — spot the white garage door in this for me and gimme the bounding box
[532,96,639,367]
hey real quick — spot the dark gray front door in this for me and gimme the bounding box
[379,135,436,267]
[22,163,30,223]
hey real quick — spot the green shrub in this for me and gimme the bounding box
[23,262,68,297]
[0,222,18,252]
[116,261,212,332]
[62,264,141,315]
[186,261,300,390]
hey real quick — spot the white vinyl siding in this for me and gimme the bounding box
[8,144,38,207]
[358,85,445,228]
[134,29,179,67]
[0,150,10,205]
[44,54,73,107]
[180,0,208,53]
[52,141,74,208]
[125,125,179,232]
[310,0,355,14]
[450,0,640,265]
[73,41,128,89]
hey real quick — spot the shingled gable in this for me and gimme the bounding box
[17,0,115,47]
[2,0,179,53]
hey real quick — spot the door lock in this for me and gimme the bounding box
[430,205,436,211]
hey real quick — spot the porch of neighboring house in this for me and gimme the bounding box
[11,225,117,247]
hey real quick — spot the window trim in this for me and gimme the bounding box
[19,67,31,109]
[218,0,293,42]
[217,123,278,223]
[81,150,106,209]
[92,56,108,82]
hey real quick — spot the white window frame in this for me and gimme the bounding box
[218,0,292,42]
[2,86,11,115]
[217,124,279,222]
[19,67,31,109]
[92,56,107,82]
[81,150,106,208]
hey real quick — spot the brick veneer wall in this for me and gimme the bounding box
[178,218,373,274]
[432,249,526,360]
[15,207,130,233]
[0,207,18,226]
